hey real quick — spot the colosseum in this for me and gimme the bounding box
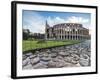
[45,21,89,40]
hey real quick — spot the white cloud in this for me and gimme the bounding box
[47,16,66,26]
[23,12,90,34]
[66,16,89,23]
[47,16,89,25]
[23,12,46,33]
[47,16,90,29]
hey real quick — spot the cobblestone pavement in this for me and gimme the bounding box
[22,40,91,69]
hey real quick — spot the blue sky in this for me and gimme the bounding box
[22,10,91,33]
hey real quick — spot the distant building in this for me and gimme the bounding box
[23,29,45,39]
[45,21,89,40]
[33,33,45,39]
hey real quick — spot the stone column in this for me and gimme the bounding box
[69,28,71,40]
[59,29,60,40]
[76,28,78,40]
[83,29,84,40]
[69,27,71,40]
[45,28,47,40]
[57,28,59,40]
[60,27,62,40]
[56,28,58,40]
[65,27,67,40]
[66,30,68,40]
[72,26,73,40]
[82,29,83,40]
[77,29,79,40]
[45,31,47,40]
[60,26,62,40]
[79,29,80,40]
[79,29,81,40]
[68,29,70,40]
[64,27,66,40]
[75,27,77,40]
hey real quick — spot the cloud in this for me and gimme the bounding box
[66,16,89,23]
[23,11,90,34]
[47,16,90,29]
[23,11,46,33]
[47,16,89,25]
[47,16,66,26]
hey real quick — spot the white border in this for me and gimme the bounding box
[17,3,96,77]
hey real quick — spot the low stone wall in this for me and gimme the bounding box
[22,40,91,69]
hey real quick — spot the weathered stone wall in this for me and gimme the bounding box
[45,23,89,40]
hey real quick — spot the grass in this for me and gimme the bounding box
[23,40,81,52]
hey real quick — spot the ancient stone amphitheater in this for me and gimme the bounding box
[45,21,89,40]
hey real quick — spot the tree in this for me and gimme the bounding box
[23,29,30,40]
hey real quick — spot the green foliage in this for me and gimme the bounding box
[23,29,30,40]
